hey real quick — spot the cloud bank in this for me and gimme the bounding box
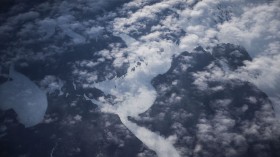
[0,0,280,156]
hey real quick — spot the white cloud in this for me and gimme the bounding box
[231,53,280,119]
[179,34,199,50]
[40,75,65,95]
[87,26,104,40]
[217,1,280,57]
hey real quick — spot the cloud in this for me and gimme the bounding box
[1,0,280,156]
[7,11,40,25]
[217,1,280,57]
[231,53,280,119]
[40,75,65,95]
[0,0,128,65]
[86,26,104,40]
[87,0,280,156]
[56,15,86,44]
[37,18,56,40]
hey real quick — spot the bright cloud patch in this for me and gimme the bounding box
[217,1,280,57]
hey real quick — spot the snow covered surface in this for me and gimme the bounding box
[0,67,47,127]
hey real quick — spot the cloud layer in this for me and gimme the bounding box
[0,0,280,156]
